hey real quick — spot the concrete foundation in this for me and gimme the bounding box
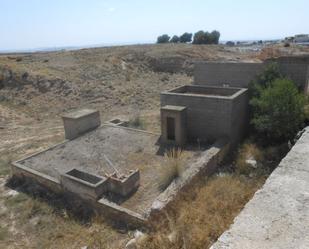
[62,109,101,140]
[11,123,229,228]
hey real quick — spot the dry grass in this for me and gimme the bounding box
[235,142,264,175]
[138,174,265,249]
[127,115,146,130]
[158,148,186,191]
[235,142,288,176]
[0,157,11,177]
[2,191,127,249]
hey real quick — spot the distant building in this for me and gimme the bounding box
[294,34,309,43]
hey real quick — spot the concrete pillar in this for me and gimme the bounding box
[160,105,187,146]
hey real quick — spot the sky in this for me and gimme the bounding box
[0,0,308,51]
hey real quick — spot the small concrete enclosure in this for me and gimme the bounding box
[160,85,249,145]
[62,109,101,139]
[161,105,187,146]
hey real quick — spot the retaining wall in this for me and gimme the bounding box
[211,127,309,249]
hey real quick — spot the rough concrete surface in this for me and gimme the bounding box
[211,127,309,249]
[18,125,200,214]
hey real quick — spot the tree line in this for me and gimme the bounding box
[157,30,220,45]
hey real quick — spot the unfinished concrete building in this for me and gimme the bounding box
[160,85,249,146]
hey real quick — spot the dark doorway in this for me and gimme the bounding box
[167,117,175,140]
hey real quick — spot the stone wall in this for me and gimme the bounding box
[211,127,309,249]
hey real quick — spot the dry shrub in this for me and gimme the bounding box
[139,175,264,249]
[235,143,263,175]
[158,148,186,191]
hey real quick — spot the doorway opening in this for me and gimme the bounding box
[167,117,175,140]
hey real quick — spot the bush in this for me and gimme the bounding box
[170,35,180,43]
[250,78,305,142]
[179,32,192,43]
[284,42,290,47]
[226,41,235,46]
[250,62,282,95]
[157,34,170,44]
[127,115,146,130]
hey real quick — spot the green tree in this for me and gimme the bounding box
[193,30,221,44]
[157,34,170,44]
[249,62,282,98]
[170,35,180,43]
[193,31,206,44]
[179,32,192,43]
[251,78,305,142]
[209,30,220,44]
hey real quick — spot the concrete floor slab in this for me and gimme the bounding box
[17,124,199,214]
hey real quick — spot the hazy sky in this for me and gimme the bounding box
[1,0,308,50]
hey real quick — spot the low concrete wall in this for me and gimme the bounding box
[108,170,140,197]
[211,127,309,249]
[95,198,146,228]
[11,162,62,193]
[12,161,147,228]
[148,138,230,220]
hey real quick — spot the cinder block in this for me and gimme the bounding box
[62,109,101,140]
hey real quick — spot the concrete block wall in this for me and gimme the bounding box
[160,87,249,145]
[161,93,232,143]
[194,62,265,88]
[279,63,309,91]
[230,90,250,144]
[194,57,309,93]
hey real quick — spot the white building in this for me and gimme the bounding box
[294,34,309,43]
